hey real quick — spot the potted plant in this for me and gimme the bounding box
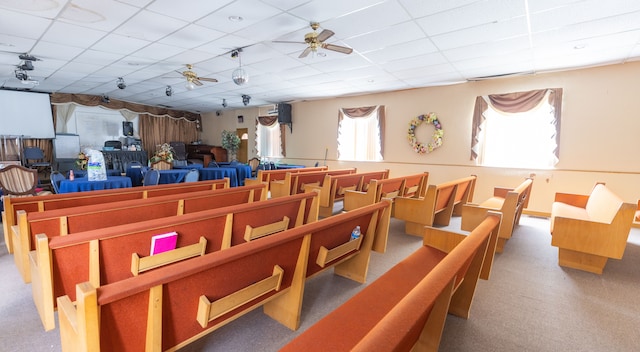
[221,130,240,162]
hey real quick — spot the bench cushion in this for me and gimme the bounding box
[550,202,589,233]
[281,245,447,351]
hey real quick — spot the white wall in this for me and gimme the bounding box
[200,62,640,215]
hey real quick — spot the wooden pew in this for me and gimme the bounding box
[244,166,328,191]
[305,169,390,217]
[461,178,533,253]
[343,172,429,214]
[550,182,635,274]
[270,168,357,199]
[31,192,319,331]
[13,184,267,283]
[280,213,501,352]
[395,175,477,236]
[2,179,229,254]
[56,201,390,351]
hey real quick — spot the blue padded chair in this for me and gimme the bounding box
[49,171,66,194]
[143,169,160,186]
[184,168,199,182]
[24,146,51,175]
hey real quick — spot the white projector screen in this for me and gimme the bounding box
[0,90,55,138]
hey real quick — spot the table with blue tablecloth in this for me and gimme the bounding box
[58,176,132,194]
[199,167,238,187]
[69,169,122,178]
[216,162,252,186]
[125,167,190,186]
[173,163,203,169]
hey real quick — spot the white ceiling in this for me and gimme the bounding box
[1,0,640,113]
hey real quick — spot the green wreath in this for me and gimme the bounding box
[407,112,444,154]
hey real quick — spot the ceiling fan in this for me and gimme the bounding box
[274,22,353,58]
[176,64,217,90]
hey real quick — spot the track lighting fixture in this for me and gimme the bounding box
[101,95,110,103]
[222,98,228,108]
[117,77,126,89]
[242,94,251,106]
[165,85,173,96]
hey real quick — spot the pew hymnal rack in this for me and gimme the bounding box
[151,231,178,255]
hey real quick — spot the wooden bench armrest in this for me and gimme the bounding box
[554,192,589,207]
[57,282,99,352]
[244,216,290,242]
[196,265,284,328]
[316,236,363,268]
[493,186,514,198]
[131,237,207,276]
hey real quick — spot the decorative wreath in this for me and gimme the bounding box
[407,112,444,154]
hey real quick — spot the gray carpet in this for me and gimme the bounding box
[1,213,639,351]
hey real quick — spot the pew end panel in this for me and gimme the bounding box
[461,178,533,253]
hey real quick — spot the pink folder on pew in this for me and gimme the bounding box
[150,231,178,255]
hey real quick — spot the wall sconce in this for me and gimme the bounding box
[242,94,251,106]
[241,133,249,140]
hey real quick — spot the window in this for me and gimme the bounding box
[471,89,562,169]
[256,116,283,158]
[337,105,385,161]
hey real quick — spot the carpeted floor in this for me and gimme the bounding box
[1,213,639,351]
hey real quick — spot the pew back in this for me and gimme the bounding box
[271,168,357,198]
[343,172,429,213]
[57,201,391,351]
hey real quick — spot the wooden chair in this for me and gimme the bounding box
[0,165,50,197]
[150,160,172,170]
[248,157,260,177]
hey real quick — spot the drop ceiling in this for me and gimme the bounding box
[1,0,640,113]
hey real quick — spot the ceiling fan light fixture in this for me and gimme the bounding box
[185,80,196,90]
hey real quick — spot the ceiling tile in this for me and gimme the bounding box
[114,9,188,41]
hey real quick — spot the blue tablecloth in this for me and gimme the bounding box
[216,163,251,186]
[173,164,203,169]
[199,167,238,187]
[126,167,190,186]
[276,164,306,169]
[69,169,121,178]
[58,176,132,194]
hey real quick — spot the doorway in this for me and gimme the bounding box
[236,128,248,163]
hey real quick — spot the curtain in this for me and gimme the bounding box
[119,110,138,121]
[139,114,199,159]
[337,105,385,160]
[54,103,76,133]
[257,115,285,157]
[470,88,562,160]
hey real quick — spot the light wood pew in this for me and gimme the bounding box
[305,169,390,217]
[280,213,501,352]
[395,175,477,236]
[244,166,328,191]
[550,182,635,274]
[343,172,429,214]
[461,177,533,253]
[270,168,357,199]
[2,179,229,254]
[13,184,266,283]
[31,192,319,331]
[57,201,390,351]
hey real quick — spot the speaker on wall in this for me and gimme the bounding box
[277,103,292,124]
[123,121,133,136]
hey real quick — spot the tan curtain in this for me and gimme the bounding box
[337,105,385,158]
[139,114,199,158]
[54,103,76,133]
[470,88,562,160]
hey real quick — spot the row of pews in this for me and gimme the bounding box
[1,166,539,351]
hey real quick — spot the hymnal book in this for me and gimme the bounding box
[150,231,178,255]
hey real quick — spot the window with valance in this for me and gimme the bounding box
[471,88,562,168]
[256,115,285,157]
[337,105,385,161]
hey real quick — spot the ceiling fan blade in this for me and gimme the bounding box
[198,77,218,83]
[176,70,186,76]
[272,40,306,44]
[299,47,312,58]
[316,29,334,42]
[322,43,353,55]
[193,79,203,86]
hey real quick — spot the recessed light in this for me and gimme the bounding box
[228,15,243,22]
[573,44,586,50]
